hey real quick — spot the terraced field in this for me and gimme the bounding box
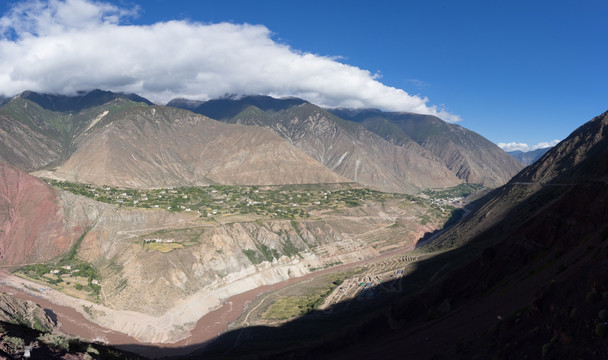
[319,254,421,311]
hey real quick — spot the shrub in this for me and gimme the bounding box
[599,309,608,321]
[4,336,24,354]
[38,333,70,351]
[595,322,608,338]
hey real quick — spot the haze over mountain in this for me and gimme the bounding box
[507,147,551,166]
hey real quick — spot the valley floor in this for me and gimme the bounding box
[0,238,429,359]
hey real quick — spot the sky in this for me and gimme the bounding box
[0,0,606,151]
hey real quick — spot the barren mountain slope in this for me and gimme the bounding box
[330,109,523,187]
[169,96,461,194]
[0,90,151,171]
[0,162,86,265]
[512,110,608,184]
[42,105,347,188]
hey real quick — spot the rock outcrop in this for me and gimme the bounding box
[0,293,56,332]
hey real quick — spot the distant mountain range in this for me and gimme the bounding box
[507,147,551,166]
[0,90,522,193]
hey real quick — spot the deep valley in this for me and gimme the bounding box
[0,90,605,360]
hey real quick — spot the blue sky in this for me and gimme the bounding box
[0,0,606,151]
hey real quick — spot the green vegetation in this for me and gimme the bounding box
[62,227,90,262]
[46,180,406,219]
[16,229,102,301]
[243,249,265,265]
[262,278,343,320]
[423,183,485,200]
[595,322,608,337]
[38,333,70,351]
[4,336,24,354]
[141,227,203,253]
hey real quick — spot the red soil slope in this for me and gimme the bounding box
[0,162,78,266]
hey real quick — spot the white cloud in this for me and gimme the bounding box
[0,0,460,122]
[498,139,560,152]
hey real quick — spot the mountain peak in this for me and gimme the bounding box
[168,95,309,121]
[17,89,153,112]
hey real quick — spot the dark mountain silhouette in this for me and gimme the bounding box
[19,89,153,112]
[167,95,307,120]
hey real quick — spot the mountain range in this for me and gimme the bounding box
[2,88,598,359]
[507,147,552,166]
[168,95,522,192]
[0,90,522,193]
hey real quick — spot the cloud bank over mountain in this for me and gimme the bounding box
[498,139,560,152]
[0,0,460,122]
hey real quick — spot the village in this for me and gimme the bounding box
[44,180,414,219]
[15,262,102,301]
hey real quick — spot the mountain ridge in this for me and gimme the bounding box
[329,108,524,187]
[507,147,551,166]
[168,95,466,194]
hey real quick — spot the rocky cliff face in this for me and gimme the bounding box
[78,194,434,312]
[512,110,608,184]
[0,293,56,332]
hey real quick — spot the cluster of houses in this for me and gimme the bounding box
[144,238,175,244]
[48,265,99,286]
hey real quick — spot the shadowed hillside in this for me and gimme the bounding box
[176,110,608,359]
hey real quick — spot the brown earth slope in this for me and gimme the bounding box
[0,90,151,171]
[43,105,347,188]
[169,96,462,194]
[330,108,524,187]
